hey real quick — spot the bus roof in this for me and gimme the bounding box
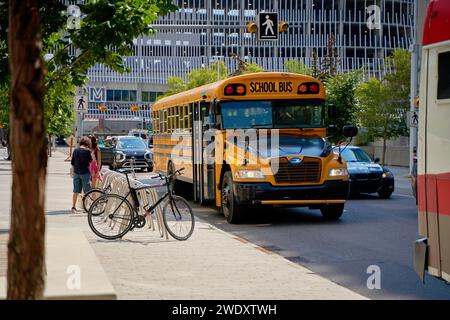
[152,72,323,111]
[423,0,450,46]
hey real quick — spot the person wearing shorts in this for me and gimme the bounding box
[70,136,92,213]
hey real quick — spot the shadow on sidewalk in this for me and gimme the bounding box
[90,237,177,245]
[46,210,72,216]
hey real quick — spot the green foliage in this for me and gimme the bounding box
[355,77,408,164]
[229,54,264,76]
[44,73,75,136]
[186,61,227,88]
[0,82,9,128]
[163,76,188,96]
[325,71,360,141]
[240,62,263,74]
[0,0,176,133]
[284,59,312,75]
[355,49,410,146]
[45,0,177,87]
[158,61,229,99]
[384,49,411,107]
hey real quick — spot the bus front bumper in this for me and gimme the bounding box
[232,180,350,206]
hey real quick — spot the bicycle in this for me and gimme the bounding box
[87,168,195,241]
[83,156,138,214]
[82,184,111,215]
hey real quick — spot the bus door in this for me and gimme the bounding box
[192,101,216,203]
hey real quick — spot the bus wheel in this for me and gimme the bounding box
[221,172,245,224]
[320,204,344,220]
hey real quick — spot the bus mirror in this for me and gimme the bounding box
[342,125,358,138]
[212,100,221,115]
[328,104,337,120]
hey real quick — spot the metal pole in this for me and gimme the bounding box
[76,112,82,140]
[409,0,419,174]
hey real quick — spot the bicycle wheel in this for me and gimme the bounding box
[88,194,135,240]
[83,189,105,214]
[162,195,195,241]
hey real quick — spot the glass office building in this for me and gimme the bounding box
[83,0,414,127]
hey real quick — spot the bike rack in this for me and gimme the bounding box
[97,167,169,239]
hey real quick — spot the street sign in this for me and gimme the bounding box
[411,111,419,127]
[257,12,279,41]
[75,95,88,113]
[74,87,88,114]
[409,111,419,128]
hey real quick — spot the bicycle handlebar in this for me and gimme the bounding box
[150,167,185,181]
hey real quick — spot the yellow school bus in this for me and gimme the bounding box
[152,72,356,223]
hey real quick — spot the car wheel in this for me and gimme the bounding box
[221,172,245,224]
[320,204,344,220]
[378,187,393,199]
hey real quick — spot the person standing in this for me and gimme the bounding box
[70,136,92,214]
[89,135,102,188]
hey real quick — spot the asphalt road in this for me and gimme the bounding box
[139,170,450,300]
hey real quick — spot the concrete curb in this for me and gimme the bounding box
[1,228,117,300]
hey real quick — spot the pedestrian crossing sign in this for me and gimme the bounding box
[257,12,279,41]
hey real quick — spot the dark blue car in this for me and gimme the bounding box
[334,146,394,199]
[101,136,153,172]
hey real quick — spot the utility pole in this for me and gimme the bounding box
[409,0,427,173]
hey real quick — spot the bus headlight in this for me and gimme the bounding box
[234,170,265,180]
[328,168,348,177]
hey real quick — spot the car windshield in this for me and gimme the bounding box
[220,99,324,129]
[117,138,147,149]
[340,148,372,163]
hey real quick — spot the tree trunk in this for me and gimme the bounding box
[382,137,387,166]
[7,0,47,299]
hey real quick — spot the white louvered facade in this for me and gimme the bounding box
[82,0,414,124]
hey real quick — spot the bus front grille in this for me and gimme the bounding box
[272,157,322,184]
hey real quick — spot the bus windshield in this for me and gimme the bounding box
[220,99,325,129]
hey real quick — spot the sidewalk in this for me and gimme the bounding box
[0,149,367,300]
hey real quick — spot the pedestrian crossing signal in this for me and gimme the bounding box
[257,12,279,41]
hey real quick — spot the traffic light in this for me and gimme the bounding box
[97,105,108,111]
[279,22,289,33]
[247,22,257,33]
[130,106,140,112]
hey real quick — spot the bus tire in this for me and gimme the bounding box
[320,204,344,220]
[221,171,245,224]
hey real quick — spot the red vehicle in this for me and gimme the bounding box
[414,0,450,282]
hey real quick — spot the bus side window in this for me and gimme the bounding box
[179,106,184,129]
[175,106,180,132]
[185,103,193,132]
[184,105,189,131]
[438,51,450,100]
[163,110,168,133]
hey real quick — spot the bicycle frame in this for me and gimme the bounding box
[105,171,175,220]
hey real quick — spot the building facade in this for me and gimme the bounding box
[84,0,414,131]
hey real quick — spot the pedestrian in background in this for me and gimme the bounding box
[70,136,92,214]
[89,135,102,188]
